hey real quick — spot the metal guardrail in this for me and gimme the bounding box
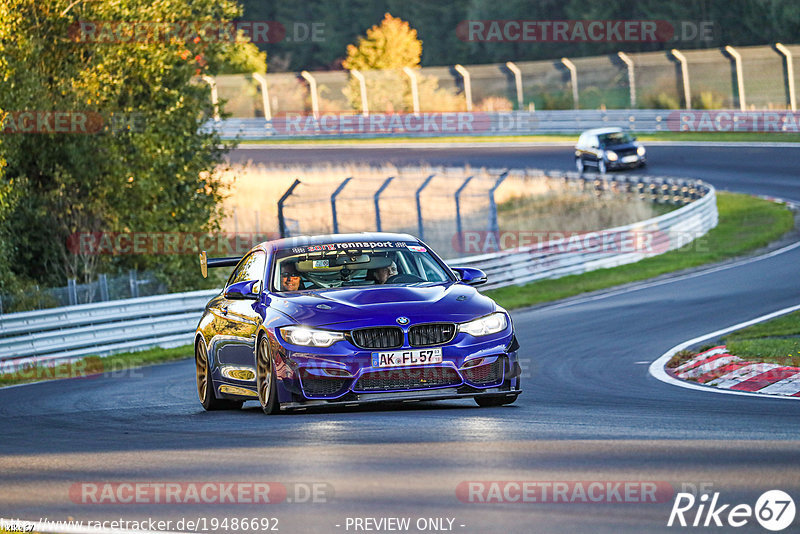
[0,171,716,371]
[214,110,683,140]
[453,177,717,290]
[0,290,216,370]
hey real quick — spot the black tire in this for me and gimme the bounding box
[256,336,280,414]
[475,394,519,407]
[575,157,584,173]
[196,339,243,411]
[598,159,607,174]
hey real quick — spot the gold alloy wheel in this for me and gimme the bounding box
[196,340,209,402]
[257,336,272,408]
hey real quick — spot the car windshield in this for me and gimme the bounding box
[598,132,635,146]
[271,240,454,292]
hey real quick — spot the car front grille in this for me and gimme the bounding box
[354,366,462,392]
[462,357,505,386]
[350,327,403,349]
[408,323,456,347]
[299,371,349,397]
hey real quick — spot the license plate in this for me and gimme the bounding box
[622,155,639,163]
[371,348,443,368]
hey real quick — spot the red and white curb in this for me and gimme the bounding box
[649,303,800,400]
[668,345,800,396]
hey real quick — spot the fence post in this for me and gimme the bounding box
[200,75,220,122]
[415,174,436,239]
[454,64,473,112]
[403,67,421,115]
[374,176,394,231]
[670,49,692,110]
[252,72,272,121]
[488,171,509,242]
[128,270,139,298]
[617,52,636,108]
[505,61,524,110]
[559,58,579,110]
[99,274,109,302]
[301,70,320,119]
[454,175,474,252]
[277,179,301,238]
[723,45,746,111]
[350,69,369,116]
[67,279,78,306]
[331,177,352,234]
[775,43,796,111]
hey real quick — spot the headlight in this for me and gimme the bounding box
[280,326,344,347]
[605,150,618,161]
[637,145,646,156]
[458,312,508,337]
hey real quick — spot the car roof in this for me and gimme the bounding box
[255,232,419,253]
[581,127,626,136]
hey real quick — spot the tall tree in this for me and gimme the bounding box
[0,0,258,293]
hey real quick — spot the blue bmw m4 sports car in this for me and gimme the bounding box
[194,232,522,414]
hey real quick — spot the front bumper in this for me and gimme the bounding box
[608,155,646,169]
[272,330,521,405]
[278,386,522,411]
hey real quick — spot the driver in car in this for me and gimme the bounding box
[280,263,301,291]
[372,262,398,284]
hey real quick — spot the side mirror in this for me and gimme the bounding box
[224,280,261,300]
[452,267,487,286]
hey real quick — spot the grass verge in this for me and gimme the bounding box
[722,310,800,367]
[665,312,800,370]
[234,131,800,145]
[486,192,794,310]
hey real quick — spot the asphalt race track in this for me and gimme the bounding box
[2,143,800,533]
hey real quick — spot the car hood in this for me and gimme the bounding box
[604,141,639,151]
[270,283,496,328]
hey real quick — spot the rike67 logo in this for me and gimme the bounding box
[668,490,795,531]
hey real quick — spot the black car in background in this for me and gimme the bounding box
[574,127,647,174]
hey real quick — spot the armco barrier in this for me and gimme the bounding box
[210,109,753,140]
[452,181,716,290]
[0,171,716,370]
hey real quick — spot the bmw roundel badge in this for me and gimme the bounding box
[396,316,410,325]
